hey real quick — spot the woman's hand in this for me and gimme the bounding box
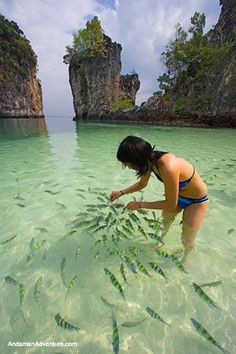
[126,201,141,210]
[110,191,122,202]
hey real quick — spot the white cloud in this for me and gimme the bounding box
[100,0,221,103]
[0,0,221,115]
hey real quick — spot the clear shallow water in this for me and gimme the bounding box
[0,117,235,354]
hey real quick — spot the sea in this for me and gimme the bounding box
[0,116,235,354]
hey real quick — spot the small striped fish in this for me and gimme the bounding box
[63,230,77,239]
[128,212,140,223]
[75,211,89,218]
[128,247,138,258]
[16,203,25,207]
[19,283,25,307]
[94,224,107,233]
[77,192,87,200]
[85,223,99,233]
[5,276,25,307]
[104,268,125,299]
[121,318,147,327]
[136,260,151,277]
[109,219,117,228]
[125,219,135,231]
[123,256,137,274]
[146,306,169,325]
[102,234,108,244]
[1,234,17,245]
[137,224,147,239]
[60,257,67,287]
[112,312,119,354]
[147,233,164,244]
[137,209,148,215]
[110,205,119,215]
[75,246,81,256]
[26,252,35,266]
[44,190,60,195]
[14,193,25,201]
[30,238,46,252]
[156,249,171,259]
[170,255,187,273]
[34,276,42,302]
[66,275,78,299]
[105,212,113,224]
[5,276,20,286]
[55,313,80,332]
[35,227,48,233]
[117,230,129,240]
[96,196,107,203]
[56,201,66,209]
[122,225,133,236]
[149,262,168,282]
[191,318,229,353]
[192,283,221,309]
[198,280,222,288]
[100,296,116,310]
[120,264,128,284]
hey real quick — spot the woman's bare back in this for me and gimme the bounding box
[154,153,208,198]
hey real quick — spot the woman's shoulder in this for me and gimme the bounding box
[158,152,178,164]
[157,153,181,172]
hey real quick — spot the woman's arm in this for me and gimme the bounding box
[127,163,180,210]
[121,170,152,195]
[110,170,151,202]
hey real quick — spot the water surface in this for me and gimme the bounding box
[0,117,235,354]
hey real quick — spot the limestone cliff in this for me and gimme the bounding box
[98,0,236,128]
[0,14,44,118]
[210,0,236,45]
[68,34,140,119]
[129,0,236,128]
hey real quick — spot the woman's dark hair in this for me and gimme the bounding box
[117,136,156,177]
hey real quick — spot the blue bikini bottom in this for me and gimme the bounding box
[178,195,208,209]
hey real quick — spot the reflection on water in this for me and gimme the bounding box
[0,118,235,354]
[0,118,48,138]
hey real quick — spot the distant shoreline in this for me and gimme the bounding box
[72,114,236,129]
[1,115,235,129]
[0,114,45,119]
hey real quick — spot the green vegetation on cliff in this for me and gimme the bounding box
[157,12,236,111]
[111,96,134,112]
[64,16,107,64]
[0,14,37,82]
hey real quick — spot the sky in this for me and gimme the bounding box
[0,0,221,116]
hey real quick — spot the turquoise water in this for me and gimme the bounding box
[0,117,235,354]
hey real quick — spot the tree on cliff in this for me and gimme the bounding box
[157,11,235,94]
[0,13,37,81]
[63,16,107,64]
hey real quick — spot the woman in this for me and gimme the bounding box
[110,136,208,264]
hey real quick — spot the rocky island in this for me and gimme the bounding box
[64,17,140,120]
[123,0,236,128]
[0,14,44,118]
[66,0,235,128]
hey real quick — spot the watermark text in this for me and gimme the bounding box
[8,341,78,348]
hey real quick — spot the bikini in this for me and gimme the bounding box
[152,151,208,209]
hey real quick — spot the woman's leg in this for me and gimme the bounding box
[161,206,182,240]
[149,207,182,254]
[181,200,208,264]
